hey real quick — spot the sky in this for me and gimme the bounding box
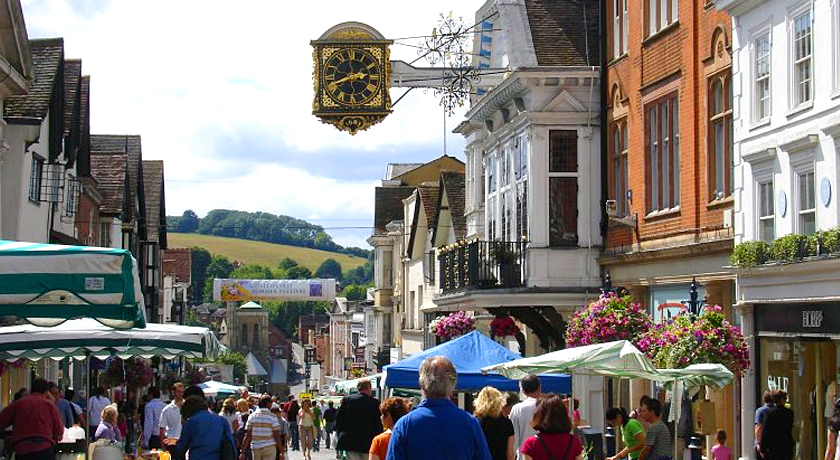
[20,0,481,249]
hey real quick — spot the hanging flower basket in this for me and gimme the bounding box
[565,292,653,347]
[429,311,475,341]
[637,305,749,377]
[101,357,153,390]
[490,315,520,339]
[0,359,27,376]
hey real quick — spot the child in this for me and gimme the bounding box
[711,430,732,460]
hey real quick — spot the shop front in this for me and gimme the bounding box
[755,303,840,460]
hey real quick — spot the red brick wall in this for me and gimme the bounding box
[606,0,733,251]
[75,178,100,246]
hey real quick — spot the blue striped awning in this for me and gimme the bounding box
[0,240,146,329]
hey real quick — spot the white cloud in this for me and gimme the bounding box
[21,0,478,247]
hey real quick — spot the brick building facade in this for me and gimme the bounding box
[601,0,739,451]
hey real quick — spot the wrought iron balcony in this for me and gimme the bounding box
[438,240,525,294]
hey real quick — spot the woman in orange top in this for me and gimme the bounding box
[369,397,410,460]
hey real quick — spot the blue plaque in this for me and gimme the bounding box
[821,177,832,207]
[777,190,787,218]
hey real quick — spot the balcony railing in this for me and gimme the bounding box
[438,240,525,294]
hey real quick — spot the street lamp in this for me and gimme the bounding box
[600,270,613,295]
[683,277,705,319]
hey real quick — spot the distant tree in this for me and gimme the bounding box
[202,255,234,301]
[342,284,367,301]
[179,210,200,233]
[285,266,313,280]
[343,266,368,285]
[231,264,274,280]
[316,259,343,280]
[190,247,212,303]
[185,311,203,327]
[277,258,299,270]
[217,352,247,381]
[313,232,339,251]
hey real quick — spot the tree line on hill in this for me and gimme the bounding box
[167,209,370,258]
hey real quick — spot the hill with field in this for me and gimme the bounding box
[167,233,367,273]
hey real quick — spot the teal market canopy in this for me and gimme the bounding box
[0,240,146,329]
[0,318,225,361]
[199,380,246,398]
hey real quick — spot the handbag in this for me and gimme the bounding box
[536,433,574,460]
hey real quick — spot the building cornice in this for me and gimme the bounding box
[742,147,777,164]
[599,238,734,266]
[779,133,820,154]
[712,0,768,16]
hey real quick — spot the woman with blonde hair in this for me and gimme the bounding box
[299,399,316,460]
[94,404,122,442]
[219,397,238,431]
[474,386,514,460]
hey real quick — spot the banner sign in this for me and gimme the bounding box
[213,278,336,302]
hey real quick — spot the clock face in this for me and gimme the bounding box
[323,48,382,106]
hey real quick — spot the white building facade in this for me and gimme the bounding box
[715,0,840,457]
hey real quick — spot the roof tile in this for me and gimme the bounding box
[89,153,127,214]
[3,38,64,119]
[525,0,599,66]
[440,171,467,238]
[373,186,415,235]
[163,248,191,283]
[143,160,164,243]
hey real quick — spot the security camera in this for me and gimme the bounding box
[605,200,618,217]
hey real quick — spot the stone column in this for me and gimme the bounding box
[705,280,737,455]
[736,302,756,460]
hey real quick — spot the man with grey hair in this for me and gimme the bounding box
[386,356,491,460]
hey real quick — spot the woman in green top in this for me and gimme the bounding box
[606,407,646,460]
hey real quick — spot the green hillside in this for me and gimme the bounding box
[167,233,367,272]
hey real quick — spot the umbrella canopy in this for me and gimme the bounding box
[385,331,571,392]
[0,240,146,329]
[333,373,383,395]
[0,318,225,361]
[657,364,734,390]
[245,352,268,376]
[200,380,246,398]
[482,340,660,380]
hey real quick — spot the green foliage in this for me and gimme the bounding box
[217,352,247,381]
[190,247,212,303]
[341,284,368,301]
[202,254,234,301]
[231,263,274,280]
[285,265,313,279]
[185,311,203,327]
[278,257,299,270]
[166,208,371,258]
[770,234,809,261]
[730,241,771,268]
[807,228,840,255]
[266,301,331,338]
[316,258,343,280]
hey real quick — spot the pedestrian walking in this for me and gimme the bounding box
[760,391,794,460]
[94,404,123,442]
[637,398,672,460]
[369,397,409,460]
[474,386,515,460]
[755,391,774,459]
[241,396,285,460]
[312,399,322,451]
[510,374,541,458]
[335,379,382,460]
[0,378,64,460]
[824,398,840,460]
[299,399,316,460]
[160,383,185,448]
[385,356,491,460]
[143,386,166,449]
[49,382,75,429]
[605,407,645,460]
[88,386,111,435]
[221,397,239,432]
[502,393,519,419]
[287,397,300,451]
[323,401,337,449]
[270,404,290,459]
[519,394,583,460]
[173,395,237,460]
[711,430,731,460]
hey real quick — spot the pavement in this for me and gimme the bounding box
[284,442,341,460]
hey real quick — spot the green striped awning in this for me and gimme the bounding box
[0,240,146,329]
[0,318,226,361]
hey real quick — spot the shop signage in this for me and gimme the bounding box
[757,303,840,333]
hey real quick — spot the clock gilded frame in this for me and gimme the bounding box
[312,22,393,135]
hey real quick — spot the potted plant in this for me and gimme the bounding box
[430,311,475,341]
[490,315,520,340]
[565,292,653,347]
[490,242,520,286]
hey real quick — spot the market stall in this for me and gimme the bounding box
[0,240,146,329]
[384,331,571,393]
[332,373,383,395]
[198,380,246,398]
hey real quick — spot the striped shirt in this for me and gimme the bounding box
[246,408,280,450]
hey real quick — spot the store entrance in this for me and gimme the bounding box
[759,338,839,460]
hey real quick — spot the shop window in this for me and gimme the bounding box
[29,155,44,202]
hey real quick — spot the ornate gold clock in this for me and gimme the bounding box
[312,22,392,135]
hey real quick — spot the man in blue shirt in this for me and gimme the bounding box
[386,356,491,460]
[174,395,236,460]
[754,391,773,459]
